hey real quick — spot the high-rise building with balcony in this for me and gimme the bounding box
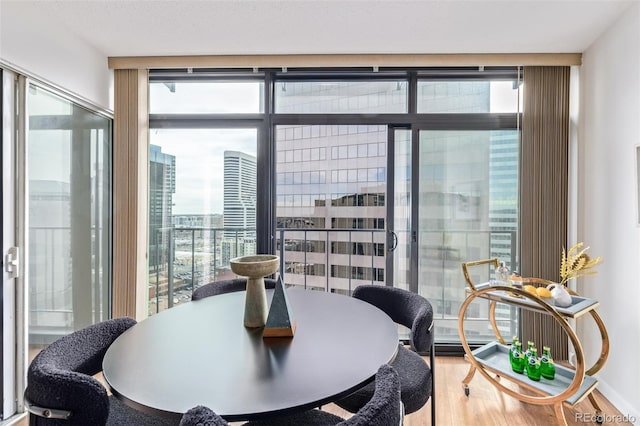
[275,123,387,294]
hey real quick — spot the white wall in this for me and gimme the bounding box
[579,3,640,423]
[0,2,112,110]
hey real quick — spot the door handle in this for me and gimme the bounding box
[388,231,398,252]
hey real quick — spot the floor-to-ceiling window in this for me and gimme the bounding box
[419,129,520,341]
[147,129,258,314]
[147,68,522,347]
[415,76,521,345]
[147,78,263,314]
[273,79,404,294]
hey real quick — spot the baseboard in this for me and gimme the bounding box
[596,378,639,425]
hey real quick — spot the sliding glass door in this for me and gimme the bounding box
[387,128,413,292]
[27,84,112,343]
[0,70,113,422]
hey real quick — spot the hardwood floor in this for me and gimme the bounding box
[337,356,631,426]
[15,356,631,426]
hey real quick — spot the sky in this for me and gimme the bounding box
[151,128,257,215]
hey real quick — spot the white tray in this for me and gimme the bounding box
[473,282,599,318]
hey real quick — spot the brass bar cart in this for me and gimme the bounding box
[459,259,610,425]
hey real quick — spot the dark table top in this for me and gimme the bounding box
[102,288,399,421]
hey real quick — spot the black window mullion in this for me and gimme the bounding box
[408,71,418,115]
[271,113,410,126]
[410,113,519,130]
[271,113,518,130]
[149,115,264,129]
[257,71,275,255]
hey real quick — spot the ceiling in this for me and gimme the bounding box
[1,0,635,58]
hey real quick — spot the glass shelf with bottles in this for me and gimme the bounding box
[468,341,598,406]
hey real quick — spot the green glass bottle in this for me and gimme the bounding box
[509,336,519,364]
[524,341,535,359]
[526,347,541,381]
[540,346,556,380]
[510,341,525,374]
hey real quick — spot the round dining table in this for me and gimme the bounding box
[102,287,399,421]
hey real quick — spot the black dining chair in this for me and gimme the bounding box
[191,278,277,301]
[179,406,228,426]
[24,317,177,426]
[243,364,401,426]
[335,285,435,424]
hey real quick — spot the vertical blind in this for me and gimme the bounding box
[113,69,149,319]
[520,66,571,359]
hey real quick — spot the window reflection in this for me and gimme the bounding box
[275,80,407,114]
[419,130,519,342]
[417,80,521,113]
[28,85,112,341]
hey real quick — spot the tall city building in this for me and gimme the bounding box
[222,151,257,264]
[489,131,519,268]
[149,144,176,274]
[275,123,387,294]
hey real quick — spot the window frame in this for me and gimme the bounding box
[149,67,520,254]
[147,67,522,351]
